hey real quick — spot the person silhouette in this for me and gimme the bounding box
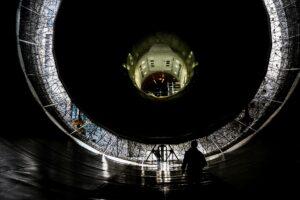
[154,149,161,162]
[181,140,207,184]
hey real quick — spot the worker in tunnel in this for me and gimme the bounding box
[182,140,207,184]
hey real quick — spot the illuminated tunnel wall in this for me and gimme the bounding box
[17,0,299,164]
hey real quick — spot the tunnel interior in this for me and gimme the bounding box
[54,0,271,143]
[4,0,300,199]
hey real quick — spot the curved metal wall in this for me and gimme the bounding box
[16,0,300,164]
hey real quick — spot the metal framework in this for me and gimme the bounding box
[17,0,300,164]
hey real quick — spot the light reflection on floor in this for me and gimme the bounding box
[0,136,260,199]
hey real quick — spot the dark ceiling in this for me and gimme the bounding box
[54,0,271,144]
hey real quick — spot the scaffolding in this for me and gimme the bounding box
[17,0,300,164]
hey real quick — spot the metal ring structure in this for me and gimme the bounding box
[17,0,300,165]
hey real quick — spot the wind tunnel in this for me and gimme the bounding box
[17,0,300,163]
[54,0,271,144]
[13,0,300,198]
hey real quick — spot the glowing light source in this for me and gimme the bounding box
[124,34,198,99]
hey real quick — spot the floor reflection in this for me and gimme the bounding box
[0,136,238,199]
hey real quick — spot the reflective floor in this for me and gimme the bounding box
[1,126,300,200]
[0,135,234,200]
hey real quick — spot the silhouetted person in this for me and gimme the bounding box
[182,141,207,184]
[154,149,161,162]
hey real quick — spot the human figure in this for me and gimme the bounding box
[182,140,207,184]
[154,149,161,162]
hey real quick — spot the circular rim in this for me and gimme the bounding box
[16,0,300,164]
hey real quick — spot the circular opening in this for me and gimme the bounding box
[17,0,300,163]
[124,34,197,99]
[53,0,271,143]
